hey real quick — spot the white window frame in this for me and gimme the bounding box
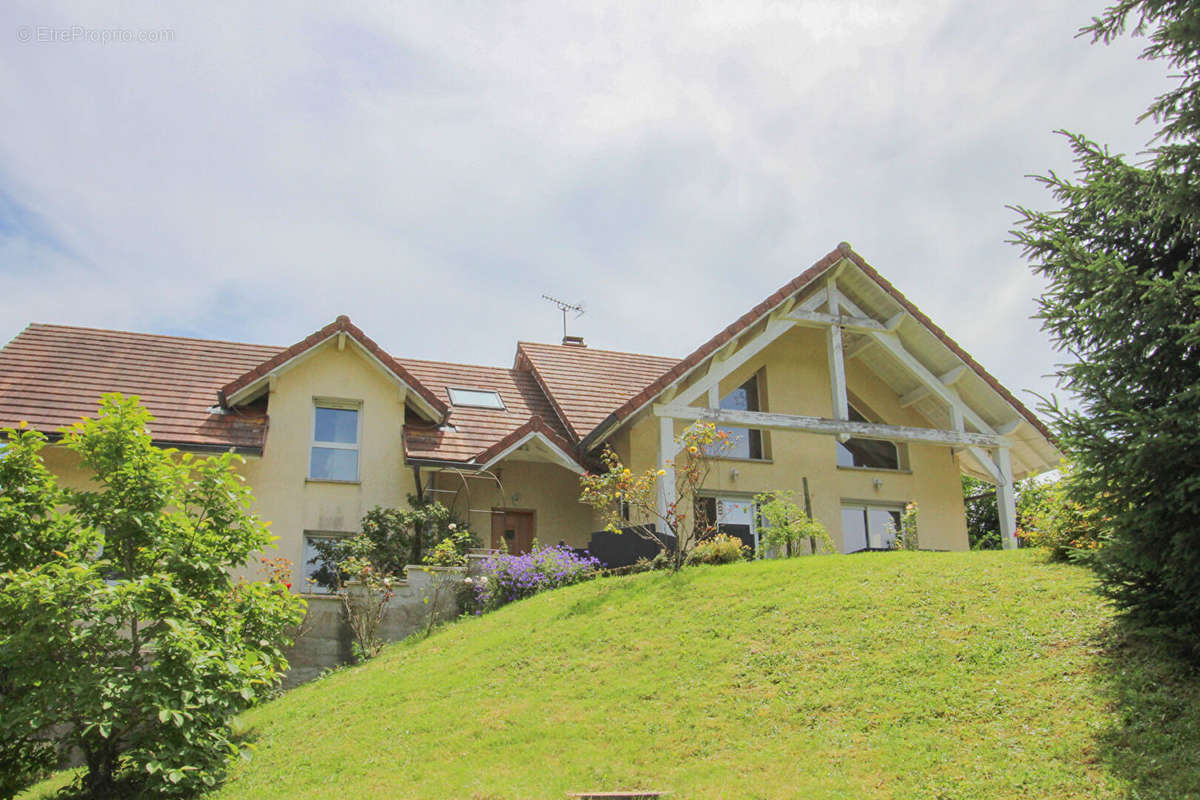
[447,387,506,410]
[308,398,362,482]
[301,530,352,595]
[839,502,905,552]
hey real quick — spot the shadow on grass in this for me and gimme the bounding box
[1094,622,1200,798]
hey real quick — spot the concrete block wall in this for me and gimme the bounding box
[283,566,464,687]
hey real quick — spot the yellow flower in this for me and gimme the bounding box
[687,445,699,454]
[657,469,666,476]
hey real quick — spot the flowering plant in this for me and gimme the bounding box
[468,544,600,613]
[580,422,733,570]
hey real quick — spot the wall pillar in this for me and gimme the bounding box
[657,415,676,531]
[994,447,1018,549]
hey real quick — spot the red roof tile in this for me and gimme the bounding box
[514,343,679,442]
[0,324,279,451]
[395,357,575,464]
[220,315,447,418]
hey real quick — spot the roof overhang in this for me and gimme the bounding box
[220,316,446,422]
[479,429,586,474]
[582,243,1061,481]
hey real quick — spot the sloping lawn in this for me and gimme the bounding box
[23,550,1200,798]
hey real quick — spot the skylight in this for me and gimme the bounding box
[447,387,506,410]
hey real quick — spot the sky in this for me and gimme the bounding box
[0,1,1176,414]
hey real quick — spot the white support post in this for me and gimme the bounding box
[825,280,849,423]
[994,448,1018,550]
[707,383,719,409]
[657,415,676,529]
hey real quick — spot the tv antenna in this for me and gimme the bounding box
[542,294,585,340]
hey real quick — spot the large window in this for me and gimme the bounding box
[836,404,901,471]
[840,504,903,552]
[715,374,765,460]
[309,401,360,481]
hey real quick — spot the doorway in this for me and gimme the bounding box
[491,509,535,554]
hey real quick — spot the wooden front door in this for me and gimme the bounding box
[491,510,535,554]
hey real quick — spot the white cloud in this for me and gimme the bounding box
[0,0,1175,411]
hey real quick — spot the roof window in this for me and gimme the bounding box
[447,387,506,410]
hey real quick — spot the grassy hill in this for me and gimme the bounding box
[24,550,1200,799]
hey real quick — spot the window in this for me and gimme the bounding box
[840,504,903,552]
[836,404,901,471]
[696,495,759,556]
[309,402,360,481]
[713,374,765,460]
[447,387,505,410]
[301,532,347,594]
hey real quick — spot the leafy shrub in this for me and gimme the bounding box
[754,491,834,556]
[687,533,748,565]
[0,395,305,797]
[1019,466,1104,562]
[467,544,600,613]
[308,500,474,592]
[421,524,473,567]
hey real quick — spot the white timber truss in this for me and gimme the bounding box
[652,267,1021,549]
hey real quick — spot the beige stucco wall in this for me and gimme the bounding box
[619,325,969,551]
[429,459,597,550]
[236,341,420,587]
[31,322,968,587]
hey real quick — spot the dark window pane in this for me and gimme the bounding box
[713,375,763,458]
[836,437,900,470]
[314,407,358,444]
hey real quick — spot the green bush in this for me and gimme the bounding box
[754,491,834,556]
[1018,465,1103,562]
[0,395,305,797]
[688,533,748,565]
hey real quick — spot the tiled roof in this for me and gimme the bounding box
[221,315,447,417]
[395,358,576,465]
[514,342,679,442]
[0,324,278,451]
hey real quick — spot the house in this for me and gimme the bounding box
[0,243,1059,588]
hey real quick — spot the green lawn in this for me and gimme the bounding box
[23,550,1200,799]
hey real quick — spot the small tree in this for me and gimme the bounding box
[0,394,305,797]
[580,422,734,571]
[753,491,834,557]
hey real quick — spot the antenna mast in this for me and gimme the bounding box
[542,294,585,340]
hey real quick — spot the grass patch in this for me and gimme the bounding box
[21,550,1200,799]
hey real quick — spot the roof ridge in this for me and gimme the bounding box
[516,340,678,361]
[22,322,284,350]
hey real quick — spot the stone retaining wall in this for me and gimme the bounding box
[284,566,465,687]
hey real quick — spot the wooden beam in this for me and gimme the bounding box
[337,331,347,351]
[788,309,888,332]
[845,337,875,360]
[885,312,907,331]
[994,448,1018,550]
[899,386,930,408]
[655,405,1003,448]
[996,419,1022,436]
[833,293,997,435]
[826,278,849,423]
[670,318,795,408]
[940,365,967,386]
[657,416,676,525]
